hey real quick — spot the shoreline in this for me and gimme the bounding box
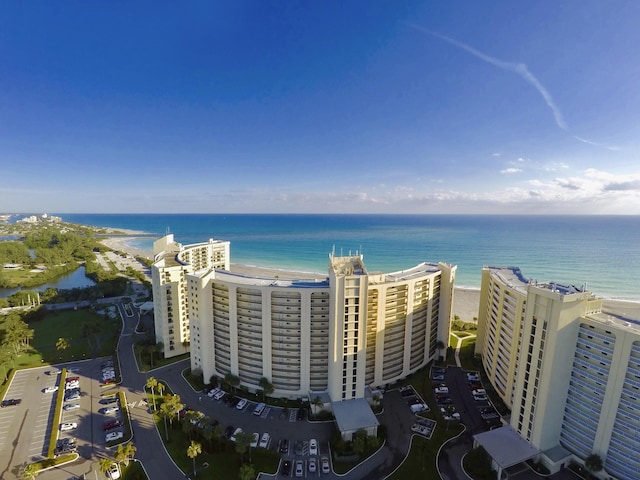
[101,236,640,320]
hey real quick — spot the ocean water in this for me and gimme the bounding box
[57,214,640,301]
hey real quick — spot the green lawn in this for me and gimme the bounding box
[29,308,121,362]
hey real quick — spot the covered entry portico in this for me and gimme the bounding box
[473,425,540,479]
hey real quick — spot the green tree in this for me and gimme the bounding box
[21,463,39,480]
[352,430,367,457]
[146,376,158,411]
[56,337,69,355]
[158,393,182,440]
[239,464,255,480]
[258,377,274,401]
[187,440,202,477]
[183,411,199,440]
[99,458,115,474]
[435,340,446,361]
[157,381,166,398]
[212,423,225,451]
[115,442,137,467]
[234,431,254,463]
[584,453,604,476]
[225,372,240,393]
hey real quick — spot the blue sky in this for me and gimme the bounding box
[1,1,639,214]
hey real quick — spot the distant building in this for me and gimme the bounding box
[151,235,456,409]
[476,266,640,479]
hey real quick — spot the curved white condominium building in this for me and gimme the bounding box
[476,266,640,479]
[152,235,456,403]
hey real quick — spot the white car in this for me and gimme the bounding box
[107,463,121,479]
[308,458,317,473]
[207,388,219,398]
[60,422,77,431]
[309,438,318,455]
[103,406,120,414]
[259,432,270,448]
[250,433,259,448]
[321,457,331,474]
[213,390,225,400]
[236,398,247,410]
[295,460,304,477]
[63,403,80,411]
[106,431,124,442]
[43,386,58,393]
[65,381,80,390]
[434,386,449,394]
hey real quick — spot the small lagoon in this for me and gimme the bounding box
[0,265,96,298]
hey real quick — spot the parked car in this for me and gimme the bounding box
[43,386,58,393]
[253,402,266,415]
[259,432,270,448]
[309,438,318,455]
[104,420,123,431]
[434,386,449,394]
[279,438,289,454]
[321,457,331,473]
[213,390,225,400]
[281,460,291,476]
[63,403,80,411]
[308,458,317,473]
[65,381,80,390]
[60,422,77,431]
[100,396,118,405]
[236,398,248,410]
[250,433,259,448]
[103,406,120,414]
[295,460,304,477]
[106,431,124,442]
[107,463,121,480]
[207,388,219,398]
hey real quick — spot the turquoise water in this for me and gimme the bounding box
[58,214,640,301]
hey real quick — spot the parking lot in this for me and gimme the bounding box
[0,357,128,477]
[176,386,336,478]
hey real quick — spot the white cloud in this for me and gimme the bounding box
[501,168,522,174]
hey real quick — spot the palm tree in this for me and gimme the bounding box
[225,372,240,393]
[311,396,323,415]
[259,377,273,401]
[99,457,115,474]
[435,340,446,362]
[212,423,224,451]
[234,431,254,463]
[115,442,137,467]
[21,463,39,480]
[239,464,255,480]
[146,376,158,410]
[186,440,202,477]
[156,381,166,398]
[56,337,69,354]
[584,453,603,477]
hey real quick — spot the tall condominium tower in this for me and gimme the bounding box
[151,235,456,405]
[476,266,640,479]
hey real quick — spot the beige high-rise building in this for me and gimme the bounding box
[476,266,640,479]
[151,234,230,358]
[152,235,456,404]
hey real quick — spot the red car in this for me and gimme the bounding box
[103,420,123,431]
[66,376,80,383]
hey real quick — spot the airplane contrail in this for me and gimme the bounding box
[409,24,619,151]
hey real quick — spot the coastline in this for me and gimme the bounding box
[102,236,640,322]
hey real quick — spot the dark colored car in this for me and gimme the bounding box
[224,425,235,439]
[279,438,289,454]
[100,396,118,405]
[281,460,292,477]
[297,408,305,421]
[104,420,123,431]
[1,399,21,407]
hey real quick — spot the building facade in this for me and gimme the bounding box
[152,235,456,403]
[476,266,640,479]
[151,234,230,358]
